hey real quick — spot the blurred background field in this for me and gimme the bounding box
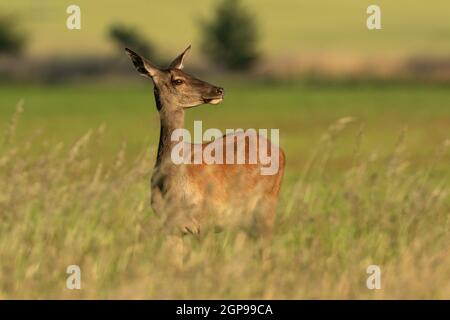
[0,1,449,299]
[1,0,450,82]
[2,0,450,57]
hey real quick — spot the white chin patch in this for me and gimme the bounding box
[208,98,223,105]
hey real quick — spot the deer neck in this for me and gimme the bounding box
[154,89,185,167]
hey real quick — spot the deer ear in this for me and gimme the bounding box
[169,45,191,70]
[125,48,159,78]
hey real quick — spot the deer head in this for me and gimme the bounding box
[125,45,224,111]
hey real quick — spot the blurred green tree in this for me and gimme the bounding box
[108,24,155,58]
[0,15,26,56]
[200,0,259,71]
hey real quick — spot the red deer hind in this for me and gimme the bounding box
[126,45,285,238]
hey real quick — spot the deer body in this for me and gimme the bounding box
[126,46,285,236]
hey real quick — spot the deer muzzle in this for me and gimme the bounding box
[203,87,225,105]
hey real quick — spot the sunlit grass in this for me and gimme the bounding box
[0,83,448,298]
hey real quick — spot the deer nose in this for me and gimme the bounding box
[216,87,224,96]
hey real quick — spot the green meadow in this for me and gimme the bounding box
[1,82,449,168]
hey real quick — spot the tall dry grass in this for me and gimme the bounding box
[0,101,448,299]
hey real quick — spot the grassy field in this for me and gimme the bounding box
[2,0,450,58]
[0,81,449,298]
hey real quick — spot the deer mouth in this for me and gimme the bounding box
[203,97,224,105]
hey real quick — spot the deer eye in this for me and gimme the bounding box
[172,78,184,86]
